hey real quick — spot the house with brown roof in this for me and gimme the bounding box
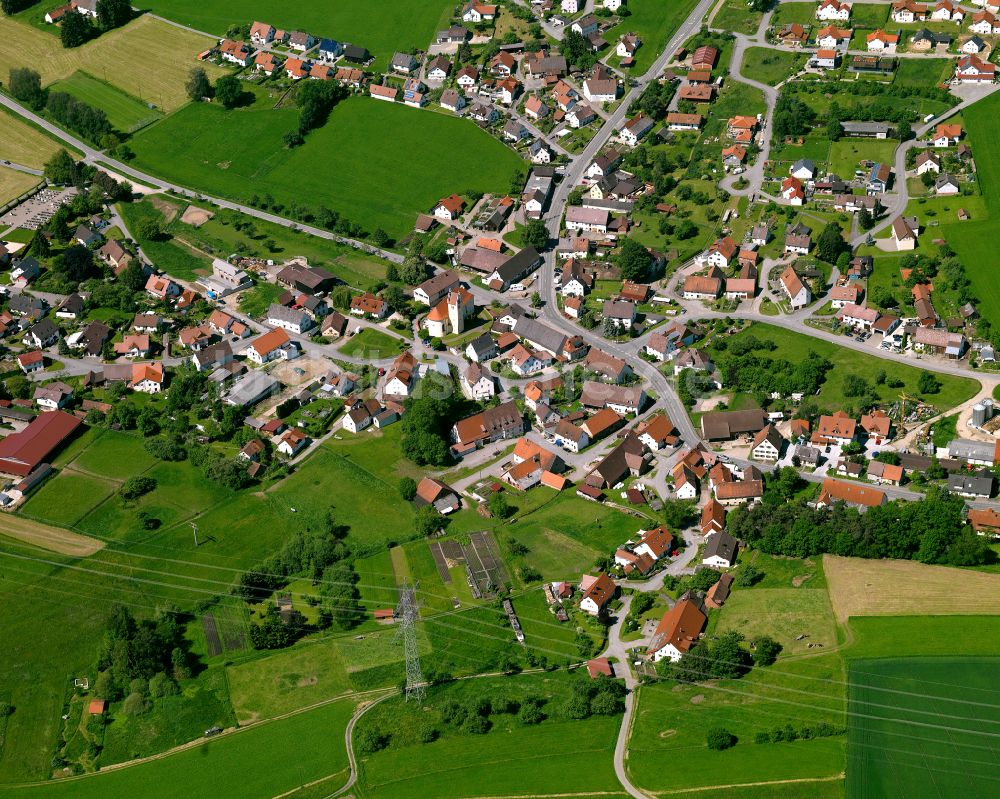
[750,424,784,461]
[867,460,904,486]
[814,411,857,446]
[701,498,726,536]
[816,477,887,509]
[586,432,649,489]
[715,480,764,507]
[415,477,461,514]
[682,274,722,300]
[705,572,734,609]
[246,329,298,365]
[637,413,679,451]
[700,408,767,441]
[647,598,707,662]
[779,265,811,309]
[579,572,617,616]
[451,400,525,450]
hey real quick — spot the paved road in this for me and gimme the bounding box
[0,161,43,177]
[0,92,406,265]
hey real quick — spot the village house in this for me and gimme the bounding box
[579,572,617,616]
[703,530,739,568]
[647,598,706,662]
[415,477,462,514]
[750,424,784,461]
[245,329,299,365]
[779,266,811,309]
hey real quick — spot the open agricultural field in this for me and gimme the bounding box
[847,657,1000,798]
[0,14,224,112]
[741,47,807,86]
[0,697,356,799]
[715,587,839,656]
[824,555,1000,622]
[604,0,701,73]
[269,428,419,545]
[0,110,67,169]
[941,90,1000,322]
[47,72,163,133]
[138,0,454,73]
[130,97,524,240]
[0,168,41,208]
[0,519,104,558]
[715,323,980,413]
[226,640,354,724]
[628,651,847,793]
[355,673,624,799]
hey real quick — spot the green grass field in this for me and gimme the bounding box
[338,327,408,358]
[828,139,898,179]
[715,323,979,414]
[269,428,418,546]
[741,47,806,86]
[851,3,890,28]
[847,657,1000,798]
[893,58,952,89]
[47,71,162,133]
[940,90,1000,323]
[0,697,356,798]
[713,0,765,35]
[138,0,454,73]
[355,673,623,799]
[770,2,816,27]
[604,0,702,73]
[130,97,524,239]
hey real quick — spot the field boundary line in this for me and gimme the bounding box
[650,773,845,795]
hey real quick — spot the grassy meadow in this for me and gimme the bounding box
[47,72,162,133]
[0,698,356,799]
[130,96,525,239]
[940,90,1000,323]
[713,323,980,413]
[604,0,702,73]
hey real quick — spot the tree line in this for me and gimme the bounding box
[726,485,987,566]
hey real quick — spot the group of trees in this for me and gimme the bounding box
[713,335,833,400]
[656,630,780,682]
[400,372,461,466]
[93,606,189,709]
[235,512,366,646]
[773,94,817,139]
[11,67,115,144]
[727,486,987,565]
[57,0,132,48]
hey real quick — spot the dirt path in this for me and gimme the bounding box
[652,774,844,795]
[0,514,104,557]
